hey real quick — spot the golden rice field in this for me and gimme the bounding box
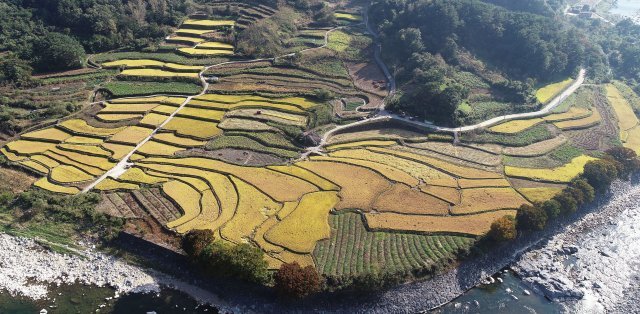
[161,117,222,139]
[178,48,235,56]
[536,77,573,103]
[49,165,94,183]
[553,106,601,130]
[108,126,154,145]
[543,107,592,122]
[102,59,203,71]
[606,84,640,153]
[518,187,563,203]
[94,178,139,191]
[21,128,72,143]
[182,19,235,28]
[335,12,362,21]
[34,177,79,194]
[505,155,598,183]
[197,42,234,50]
[325,140,397,151]
[490,118,544,133]
[59,119,125,137]
[120,69,200,79]
[453,188,530,214]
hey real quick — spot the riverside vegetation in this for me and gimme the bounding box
[1,0,640,302]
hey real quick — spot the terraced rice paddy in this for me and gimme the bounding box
[606,83,640,153]
[536,77,573,103]
[505,155,597,183]
[490,118,544,133]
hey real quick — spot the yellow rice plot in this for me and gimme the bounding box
[193,173,238,232]
[518,187,563,203]
[118,167,168,185]
[195,94,320,109]
[489,118,544,133]
[505,155,598,183]
[370,147,503,179]
[120,69,200,79]
[1,148,26,162]
[43,151,105,176]
[325,140,397,151]
[19,159,48,174]
[310,155,419,187]
[296,160,391,211]
[139,157,318,202]
[273,250,315,268]
[58,119,125,137]
[100,102,161,113]
[64,136,104,144]
[335,12,362,21]
[420,185,460,204]
[187,100,305,113]
[139,113,170,127]
[543,107,592,122]
[176,107,226,122]
[453,188,530,214]
[176,28,212,35]
[151,105,177,115]
[175,189,220,234]
[96,114,142,122]
[253,217,286,253]
[101,143,135,160]
[49,148,115,170]
[276,201,299,220]
[220,178,282,243]
[104,59,202,71]
[130,154,145,161]
[152,132,207,147]
[458,178,511,188]
[364,210,517,236]
[21,128,72,143]
[182,19,235,27]
[553,107,601,130]
[162,117,222,139]
[196,42,234,50]
[267,165,340,191]
[5,140,57,156]
[30,155,60,169]
[164,180,202,229]
[605,84,640,152]
[58,143,112,157]
[264,191,339,254]
[536,78,573,103]
[166,36,206,44]
[137,141,184,157]
[50,165,94,183]
[108,126,154,145]
[178,48,234,56]
[94,178,139,191]
[108,96,185,105]
[34,177,79,195]
[329,148,458,187]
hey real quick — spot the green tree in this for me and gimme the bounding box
[488,215,517,242]
[553,192,578,214]
[582,159,619,193]
[569,178,595,204]
[182,229,215,258]
[201,241,270,284]
[0,55,33,87]
[541,199,562,218]
[274,262,322,298]
[32,32,86,72]
[516,204,547,231]
[606,146,640,179]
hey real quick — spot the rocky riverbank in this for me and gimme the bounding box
[512,181,640,313]
[0,234,230,311]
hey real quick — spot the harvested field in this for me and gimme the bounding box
[458,178,511,188]
[372,184,450,215]
[265,191,339,254]
[453,188,529,214]
[364,210,517,236]
[420,185,460,204]
[489,118,544,133]
[505,155,597,183]
[518,187,563,203]
[564,88,618,152]
[178,148,286,166]
[297,160,391,211]
[314,213,474,276]
[503,136,567,157]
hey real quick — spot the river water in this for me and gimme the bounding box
[610,0,640,17]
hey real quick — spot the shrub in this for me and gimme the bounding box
[541,199,562,218]
[31,32,86,72]
[488,215,517,242]
[516,204,547,231]
[553,192,578,214]
[582,159,618,193]
[274,262,322,298]
[182,230,215,258]
[200,241,270,284]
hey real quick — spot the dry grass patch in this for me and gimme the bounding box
[34,177,79,194]
[297,160,391,211]
[505,155,597,183]
[364,210,517,236]
[453,188,529,214]
[264,191,339,254]
[373,184,450,215]
[310,155,419,187]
